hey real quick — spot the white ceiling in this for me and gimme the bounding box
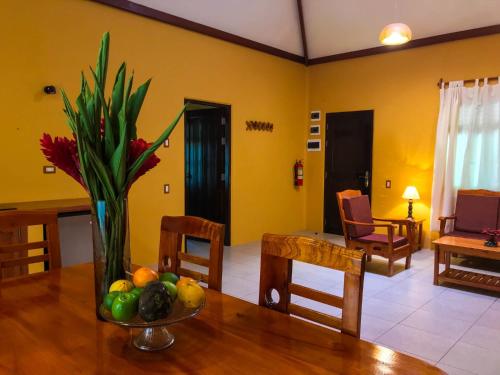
[130,0,500,59]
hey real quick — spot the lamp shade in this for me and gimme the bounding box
[402,186,420,200]
[379,23,412,46]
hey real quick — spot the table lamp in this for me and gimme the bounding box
[402,186,420,219]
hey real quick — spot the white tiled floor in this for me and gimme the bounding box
[186,231,500,375]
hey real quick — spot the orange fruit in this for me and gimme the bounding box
[176,276,195,288]
[133,267,159,288]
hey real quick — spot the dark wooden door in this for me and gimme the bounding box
[324,111,373,235]
[185,104,230,245]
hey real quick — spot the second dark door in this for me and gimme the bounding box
[185,102,230,245]
[324,110,373,235]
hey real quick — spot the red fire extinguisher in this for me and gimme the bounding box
[294,160,304,187]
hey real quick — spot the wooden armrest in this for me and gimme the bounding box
[438,216,456,221]
[438,215,456,237]
[372,217,410,225]
[344,219,394,229]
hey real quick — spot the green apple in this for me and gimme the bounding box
[159,272,179,285]
[111,292,138,321]
[104,291,120,311]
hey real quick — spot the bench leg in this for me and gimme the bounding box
[434,245,440,285]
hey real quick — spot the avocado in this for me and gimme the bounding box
[138,281,173,322]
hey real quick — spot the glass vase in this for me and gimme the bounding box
[91,198,131,319]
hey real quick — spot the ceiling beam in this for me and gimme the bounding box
[296,0,309,64]
[92,1,500,67]
[92,0,305,64]
[308,24,500,65]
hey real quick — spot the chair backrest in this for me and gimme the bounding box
[0,211,61,281]
[158,216,224,291]
[455,190,500,233]
[336,190,374,240]
[259,233,366,338]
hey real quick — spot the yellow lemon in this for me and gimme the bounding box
[177,281,205,308]
[109,279,134,293]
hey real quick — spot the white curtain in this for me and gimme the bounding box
[430,79,500,231]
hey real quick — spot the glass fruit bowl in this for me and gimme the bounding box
[99,298,204,351]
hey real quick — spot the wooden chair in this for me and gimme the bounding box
[158,216,224,291]
[259,233,366,338]
[336,190,412,276]
[438,189,500,238]
[0,211,61,281]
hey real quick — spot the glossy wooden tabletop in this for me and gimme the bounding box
[0,198,91,214]
[0,264,444,374]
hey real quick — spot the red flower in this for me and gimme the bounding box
[128,138,160,184]
[40,133,85,187]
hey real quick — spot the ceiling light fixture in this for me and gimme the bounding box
[379,23,412,45]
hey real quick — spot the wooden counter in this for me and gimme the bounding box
[0,198,92,275]
[0,198,91,215]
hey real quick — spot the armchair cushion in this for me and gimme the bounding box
[454,194,499,233]
[357,233,408,248]
[342,195,374,238]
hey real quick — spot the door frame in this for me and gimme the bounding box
[323,110,374,234]
[184,99,231,245]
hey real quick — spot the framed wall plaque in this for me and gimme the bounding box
[310,124,320,135]
[307,139,321,151]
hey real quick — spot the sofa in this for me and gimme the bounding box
[439,189,500,240]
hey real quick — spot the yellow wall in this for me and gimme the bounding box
[3,0,500,261]
[306,34,500,245]
[0,0,307,265]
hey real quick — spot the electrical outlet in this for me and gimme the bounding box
[163,184,170,194]
[385,180,391,188]
[43,166,56,174]
[163,139,169,147]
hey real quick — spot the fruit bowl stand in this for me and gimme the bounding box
[99,299,204,351]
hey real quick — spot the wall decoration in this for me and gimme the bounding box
[310,124,320,135]
[246,120,273,132]
[310,110,321,121]
[307,139,321,151]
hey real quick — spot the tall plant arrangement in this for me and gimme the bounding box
[40,33,185,308]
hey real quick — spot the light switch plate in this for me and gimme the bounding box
[43,166,56,174]
[163,139,169,147]
[163,184,170,194]
[385,180,391,188]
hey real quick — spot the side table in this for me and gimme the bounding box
[397,218,425,252]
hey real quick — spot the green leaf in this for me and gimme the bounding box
[109,103,128,190]
[124,74,134,103]
[86,145,117,200]
[126,78,151,139]
[92,32,110,131]
[75,93,93,141]
[60,89,77,133]
[124,104,186,190]
[107,63,126,156]
[89,67,113,161]
[94,33,109,97]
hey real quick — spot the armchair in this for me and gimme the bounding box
[336,190,412,276]
[438,189,500,239]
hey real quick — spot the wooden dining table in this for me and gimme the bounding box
[0,264,444,374]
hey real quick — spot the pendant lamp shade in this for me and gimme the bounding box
[379,23,412,45]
